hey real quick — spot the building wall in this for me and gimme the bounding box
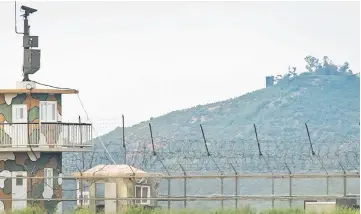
[88,177,161,213]
[0,152,63,213]
[0,93,63,147]
[0,93,62,123]
[126,178,160,207]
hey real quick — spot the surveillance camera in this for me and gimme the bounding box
[21,5,37,14]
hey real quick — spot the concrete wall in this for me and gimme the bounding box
[0,152,63,213]
[305,202,336,214]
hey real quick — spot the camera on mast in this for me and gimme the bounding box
[15,3,41,81]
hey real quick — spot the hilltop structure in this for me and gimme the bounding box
[0,81,92,213]
[265,76,274,88]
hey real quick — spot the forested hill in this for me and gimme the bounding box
[97,60,360,146]
[63,55,360,173]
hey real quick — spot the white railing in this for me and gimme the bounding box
[0,122,92,148]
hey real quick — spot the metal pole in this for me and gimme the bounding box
[326,176,329,197]
[29,175,32,206]
[221,178,224,209]
[343,171,347,197]
[289,175,292,208]
[80,173,83,207]
[179,164,187,208]
[253,124,263,156]
[158,160,171,210]
[230,163,238,209]
[305,123,316,155]
[149,123,156,156]
[235,174,238,209]
[79,116,84,207]
[272,174,275,208]
[167,178,171,210]
[22,11,30,81]
[26,166,36,207]
[285,163,292,208]
[339,162,347,197]
[122,114,126,164]
[184,175,187,208]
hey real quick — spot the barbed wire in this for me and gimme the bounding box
[63,137,360,177]
[58,123,360,214]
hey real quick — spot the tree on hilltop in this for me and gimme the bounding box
[304,55,353,75]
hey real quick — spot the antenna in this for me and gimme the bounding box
[14,2,22,34]
[15,2,41,82]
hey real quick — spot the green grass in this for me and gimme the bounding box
[77,207,359,214]
[5,206,360,214]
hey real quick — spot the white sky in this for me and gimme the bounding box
[0,1,359,136]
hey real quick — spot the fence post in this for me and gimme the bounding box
[30,166,35,206]
[305,123,316,155]
[79,116,83,148]
[272,172,275,208]
[79,172,84,207]
[122,114,126,164]
[221,176,224,209]
[158,160,171,210]
[315,157,329,199]
[25,165,36,207]
[147,124,171,209]
[285,163,292,208]
[179,164,187,208]
[29,174,32,206]
[167,178,171,210]
[78,116,85,207]
[326,172,329,197]
[253,124,263,156]
[148,123,156,156]
[343,171,347,197]
[338,162,347,197]
[230,163,238,209]
[200,124,224,209]
[261,155,273,209]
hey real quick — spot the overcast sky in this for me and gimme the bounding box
[1,1,359,136]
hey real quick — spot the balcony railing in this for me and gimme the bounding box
[0,122,92,148]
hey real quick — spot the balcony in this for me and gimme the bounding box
[0,122,93,152]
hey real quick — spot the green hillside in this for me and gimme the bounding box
[63,56,360,174]
[61,56,360,211]
[109,72,359,141]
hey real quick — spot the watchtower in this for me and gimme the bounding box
[0,4,93,213]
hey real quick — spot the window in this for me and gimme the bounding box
[16,175,23,186]
[12,105,27,121]
[135,185,150,205]
[40,101,57,122]
[44,168,53,188]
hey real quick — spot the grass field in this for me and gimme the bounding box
[8,206,360,214]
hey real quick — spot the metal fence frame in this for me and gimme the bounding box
[1,173,359,210]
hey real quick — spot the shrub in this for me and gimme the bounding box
[11,205,45,214]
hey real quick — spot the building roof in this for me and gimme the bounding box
[0,88,78,94]
[72,164,162,178]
